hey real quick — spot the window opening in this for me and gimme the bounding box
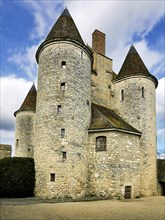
[57,105,62,113]
[60,82,65,91]
[61,61,66,68]
[96,136,106,151]
[50,173,55,182]
[16,139,19,146]
[142,87,144,98]
[121,89,124,101]
[61,128,65,138]
[62,152,66,159]
[81,50,83,58]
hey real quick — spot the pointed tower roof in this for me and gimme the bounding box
[45,8,84,44]
[115,45,158,87]
[14,84,37,117]
[36,8,92,63]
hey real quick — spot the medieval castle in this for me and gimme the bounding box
[13,8,159,199]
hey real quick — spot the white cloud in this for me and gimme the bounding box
[8,44,39,80]
[0,75,36,155]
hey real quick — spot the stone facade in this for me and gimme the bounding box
[0,144,11,159]
[14,8,158,199]
[14,111,35,158]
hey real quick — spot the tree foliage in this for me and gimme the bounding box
[0,157,35,198]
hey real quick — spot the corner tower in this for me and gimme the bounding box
[14,84,36,158]
[34,8,92,198]
[112,45,158,196]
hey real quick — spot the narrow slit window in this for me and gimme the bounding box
[61,128,65,138]
[142,87,144,98]
[62,152,66,159]
[50,173,55,182]
[60,82,65,91]
[81,50,83,58]
[16,139,19,147]
[121,89,124,101]
[61,61,66,68]
[96,136,106,151]
[57,105,62,113]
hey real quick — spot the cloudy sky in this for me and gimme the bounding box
[1,0,165,157]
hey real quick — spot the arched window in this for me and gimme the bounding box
[142,87,144,98]
[96,136,106,151]
[121,89,124,101]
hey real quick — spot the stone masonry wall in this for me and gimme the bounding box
[87,131,141,199]
[112,77,157,196]
[0,144,12,159]
[15,111,35,158]
[34,41,91,199]
[92,53,113,108]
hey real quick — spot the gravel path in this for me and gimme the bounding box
[0,196,164,220]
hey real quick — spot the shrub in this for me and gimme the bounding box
[0,157,35,198]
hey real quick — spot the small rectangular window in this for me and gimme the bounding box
[50,173,55,182]
[60,82,65,91]
[62,152,66,159]
[61,61,66,68]
[96,136,106,151]
[61,128,65,138]
[57,105,62,113]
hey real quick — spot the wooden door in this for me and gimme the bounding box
[125,186,131,199]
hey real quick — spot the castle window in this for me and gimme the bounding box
[60,82,65,91]
[61,128,65,138]
[142,87,144,98]
[61,61,66,68]
[121,89,124,101]
[96,136,106,151]
[81,50,83,58]
[57,105,62,113]
[50,173,55,182]
[16,139,19,147]
[62,151,66,159]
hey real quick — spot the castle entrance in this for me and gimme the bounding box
[125,186,131,199]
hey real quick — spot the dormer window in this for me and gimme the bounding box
[61,61,66,68]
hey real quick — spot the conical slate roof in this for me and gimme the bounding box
[36,8,92,63]
[14,84,37,117]
[89,103,141,135]
[45,8,84,45]
[116,45,158,87]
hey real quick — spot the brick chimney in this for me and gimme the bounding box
[92,29,105,56]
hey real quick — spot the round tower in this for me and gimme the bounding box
[14,84,36,158]
[112,45,158,196]
[34,8,92,198]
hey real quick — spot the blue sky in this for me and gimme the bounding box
[1,0,165,157]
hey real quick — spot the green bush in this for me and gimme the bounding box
[0,157,35,198]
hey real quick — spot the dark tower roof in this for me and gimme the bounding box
[115,45,158,87]
[14,84,37,117]
[36,8,92,63]
[45,8,84,45]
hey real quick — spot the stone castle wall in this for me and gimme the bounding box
[92,53,113,108]
[87,131,141,198]
[34,41,91,198]
[112,77,157,196]
[15,111,35,158]
[0,144,12,159]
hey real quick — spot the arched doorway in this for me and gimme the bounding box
[125,186,131,199]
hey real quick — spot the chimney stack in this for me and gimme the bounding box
[92,29,105,56]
